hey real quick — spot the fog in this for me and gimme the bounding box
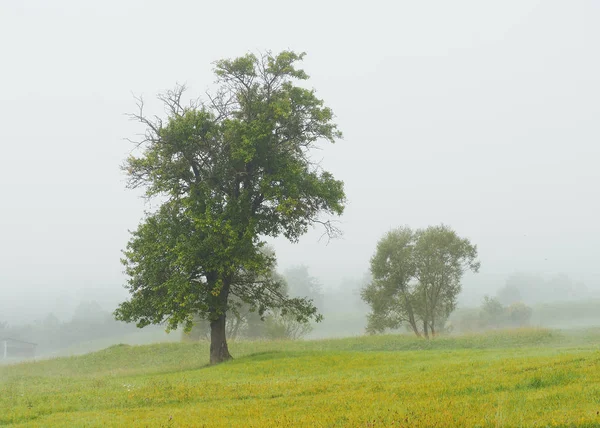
[1,0,599,343]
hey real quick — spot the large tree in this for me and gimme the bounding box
[361,225,479,338]
[114,51,345,364]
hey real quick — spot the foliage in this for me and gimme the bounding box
[4,329,600,427]
[114,51,345,363]
[361,225,479,338]
[479,296,533,330]
[183,301,313,342]
[263,308,313,340]
[184,300,313,342]
[181,249,314,342]
[445,297,534,333]
[480,296,506,328]
[283,265,324,311]
[507,302,533,327]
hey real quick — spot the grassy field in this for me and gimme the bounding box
[2,328,600,427]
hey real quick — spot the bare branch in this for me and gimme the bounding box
[158,83,188,117]
[311,218,343,244]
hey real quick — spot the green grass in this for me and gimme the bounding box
[2,328,600,427]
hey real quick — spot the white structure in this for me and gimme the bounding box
[1,338,37,359]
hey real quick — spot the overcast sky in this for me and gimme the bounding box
[1,1,598,323]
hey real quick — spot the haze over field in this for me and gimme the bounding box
[1,1,599,326]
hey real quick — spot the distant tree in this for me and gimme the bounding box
[43,313,61,329]
[183,256,313,341]
[412,226,480,337]
[224,246,292,341]
[323,273,372,317]
[502,272,588,305]
[361,227,417,335]
[496,284,522,306]
[182,267,285,341]
[507,302,533,327]
[361,225,479,338]
[546,273,582,300]
[115,51,345,363]
[72,301,106,323]
[478,297,532,329]
[181,314,208,343]
[263,308,313,340]
[284,265,324,310]
[479,296,505,329]
[503,272,545,304]
[448,308,481,333]
[179,248,287,342]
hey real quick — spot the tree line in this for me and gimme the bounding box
[0,302,160,357]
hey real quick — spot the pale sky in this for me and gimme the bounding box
[1,1,599,322]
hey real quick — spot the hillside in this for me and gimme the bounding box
[2,329,600,427]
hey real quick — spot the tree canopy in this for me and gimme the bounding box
[361,225,479,338]
[114,51,345,363]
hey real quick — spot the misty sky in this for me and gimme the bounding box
[1,1,599,323]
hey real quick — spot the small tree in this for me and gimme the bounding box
[507,302,533,327]
[479,296,505,329]
[478,297,532,329]
[361,225,479,338]
[496,284,522,306]
[115,51,345,364]
[264,309,313,340]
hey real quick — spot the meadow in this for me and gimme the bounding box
[2,328,600,427]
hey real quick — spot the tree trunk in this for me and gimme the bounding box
[423,320,429,339]
[210,313,232,364]
[429,313,436,337]
[403,294,422,338]
[407,318,422,338]
[229,315,242,341]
